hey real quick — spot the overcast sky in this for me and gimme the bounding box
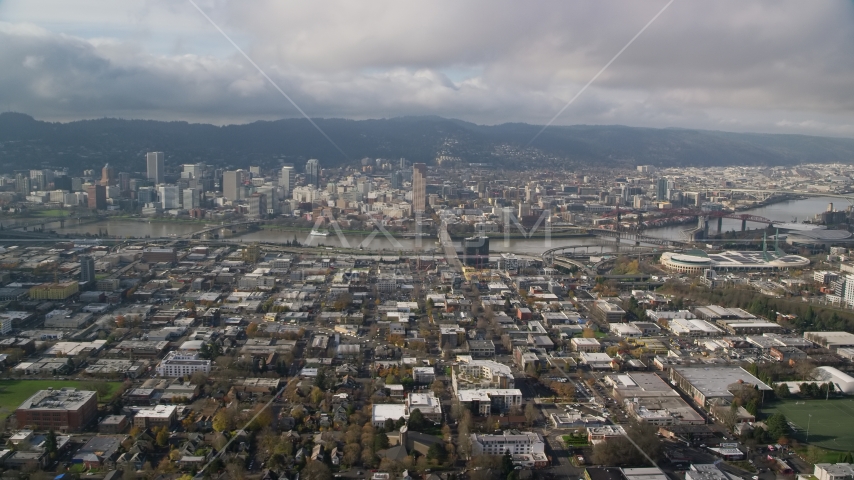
[2,0,854,137]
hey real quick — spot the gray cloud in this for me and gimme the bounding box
[1,0,854,137]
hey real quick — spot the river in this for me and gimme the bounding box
[44,196,841,255]
[645,196,842,240]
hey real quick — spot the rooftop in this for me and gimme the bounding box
[17,388,96,411]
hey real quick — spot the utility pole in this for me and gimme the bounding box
[806,413,812,443]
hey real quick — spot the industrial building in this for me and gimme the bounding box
[15,388,98,432]
[669,366,772,408]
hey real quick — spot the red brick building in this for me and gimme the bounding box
[15,388,98,432]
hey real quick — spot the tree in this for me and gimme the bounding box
[373,432,390,451]
[501,452,514,476]
[524,403,538,427]
[431,379,446,398]
[44,429,57,459]
[774,383,790,399]
[343,443,361,466]
[301,460,333,480]
[582,327,596,338]
[246,322,259,337]
[384,418,396,432]
[408,409,426,430]
[190,370,209,385]
[155,427,169,447]
[766,413,790,440]
[427,442,447,462]
[212,409,231,432]
[457,423,472,458]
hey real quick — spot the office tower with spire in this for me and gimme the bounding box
[146,152,164,184]
[100,164,115,186]
[305,159,321,187]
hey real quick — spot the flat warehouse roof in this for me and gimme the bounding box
[673,366,772,398]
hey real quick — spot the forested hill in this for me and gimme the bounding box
[2,112,854,172]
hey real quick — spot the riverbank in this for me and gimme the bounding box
[448,231,593,240]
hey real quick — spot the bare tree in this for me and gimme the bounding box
[524,403,539,426]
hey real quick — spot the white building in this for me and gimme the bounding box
[668,318,723,337]
[155,352,211,377]
[413,366,435,384]
[611,323,643,338]
[406,392,442,423]
[571,337,601,352]
[470,431,544,456]
[371,404,408,427]
[456,388,523,416]
[815,464,854,480]
[579,352,612,369]
[452,356,515,392]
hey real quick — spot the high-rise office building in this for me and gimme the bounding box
[182,163,205,179]
[158,185,181,209]
[183,188,199,209]
[306,159,321,187]
[118,172,131,193]
[87,184,106,210]
[657,177,669,201]
[16,174,31,194]
[280,164,296,198]
[412,163,427,214]
[137,186,157,204]
[391,170,403,189]
[80,256,96,285]
[399,158,408,169]
[146,152,165,184]
[248,193,267,217]
[222,170,245,202]
[30,170,52,190]
[100,164,115,186]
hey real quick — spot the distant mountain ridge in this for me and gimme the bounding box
[2,112,853,172]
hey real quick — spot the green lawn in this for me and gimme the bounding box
[0,379,122,419]
[562,435,589,446]
[763,398,854,451]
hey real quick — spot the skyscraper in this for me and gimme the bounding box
[146,152,164,184]
[79,256,95,285]
[412,163,427,214]
[306,159,321,187]
[158,185,181,209]
[280,164,296,198]
[222,170,245,202]
[182,163,205,179]
[87,184,106,210]
[183,188,199,209]
[118,172,131,193]
[657,177,668,201]
[100,163,115,186]
[248,193,267,217]
[391,170,403,189]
